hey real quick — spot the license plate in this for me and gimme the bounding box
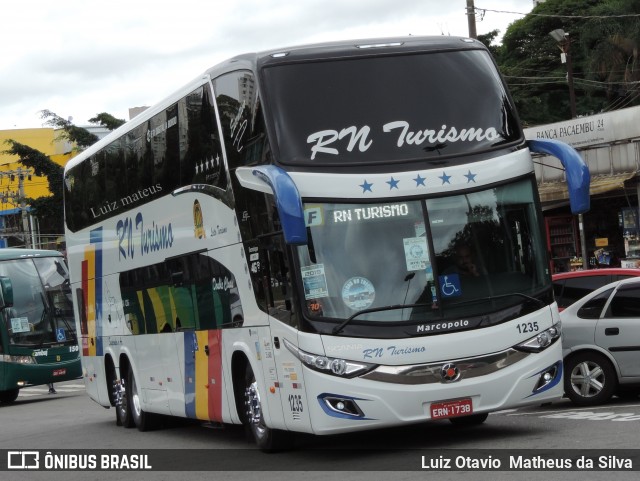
[430,398,473,419]
[52,368,66,377]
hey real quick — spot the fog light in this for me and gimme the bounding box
[531,361,562,394]
[318,393,367,419]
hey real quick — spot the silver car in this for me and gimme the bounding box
[560,277,640,406]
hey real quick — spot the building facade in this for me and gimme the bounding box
[525,105,640,272]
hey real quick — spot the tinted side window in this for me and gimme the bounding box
[614,275,638,281]
[120,252,240,333]
[606,285,640,318]
[577,288,614,319]
[179,85,227,189]
[214,70,269,170]
[561,276,610,308]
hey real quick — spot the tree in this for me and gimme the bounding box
[494,0,640,125]
[1,140,64,235]
[2,111,127,239]
[89,113,127,131]
[40,110,126,149]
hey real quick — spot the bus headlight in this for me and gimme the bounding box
[514,322,562,353]
[283,338,376,378]
[0,354,36,364]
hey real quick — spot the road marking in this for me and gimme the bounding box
[18,384,86,398]
[505,403,640,416]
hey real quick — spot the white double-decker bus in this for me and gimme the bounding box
[63,36,589,450]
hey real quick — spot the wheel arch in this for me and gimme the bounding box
[231,349,250,424]
[563,346,620,377]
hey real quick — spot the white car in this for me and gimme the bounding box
[560,277,640,406]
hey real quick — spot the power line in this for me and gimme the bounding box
[476,7,640,20]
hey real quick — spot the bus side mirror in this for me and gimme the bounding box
[0,276,14,309]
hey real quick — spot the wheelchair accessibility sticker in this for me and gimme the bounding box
[439,274,462,298]
[56,328,66,342]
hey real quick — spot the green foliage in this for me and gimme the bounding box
[40,110,99,149]
[2,110,126,236]
[495,0,640,125]
[1,139,64,234]
[88,112,126,131]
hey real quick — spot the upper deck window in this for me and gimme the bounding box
[262,49,521,166]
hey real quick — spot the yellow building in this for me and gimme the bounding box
[0,128,75,248]
[0,128,74,200]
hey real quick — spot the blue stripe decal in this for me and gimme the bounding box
[90,227,104,356]
[184,331,196,418]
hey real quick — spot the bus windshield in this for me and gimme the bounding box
[296,178,549,327]
[0,257,76,347]
[262,49,520,166]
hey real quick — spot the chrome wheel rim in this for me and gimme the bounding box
[570,360,605,398]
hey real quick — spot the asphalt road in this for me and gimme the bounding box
[1,380,639,481]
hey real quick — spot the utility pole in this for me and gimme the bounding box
[550,29,585,269]
[466,0,477,39]
[17,167,31,249]
[0,167,34,249]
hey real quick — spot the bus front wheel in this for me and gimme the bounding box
[0,389,19,404]
[243,364,291,452]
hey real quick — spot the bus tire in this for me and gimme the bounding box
[449,413,489,426]
[0,389,19,404]
[243,364,291,452]
[129,369,158,431]
[116,374,135,428]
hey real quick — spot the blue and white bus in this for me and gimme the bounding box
[63,36,589,450]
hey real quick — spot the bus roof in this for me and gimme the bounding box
[64,35,486,172]
[0,248,63,261]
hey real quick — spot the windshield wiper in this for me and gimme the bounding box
[443,292,547,310]
[331,293,546,335]
[332,302,431,335]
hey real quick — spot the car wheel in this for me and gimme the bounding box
[0,389,19,404]
[564,352,617,406]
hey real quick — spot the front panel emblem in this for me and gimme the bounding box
[441,363,461,382]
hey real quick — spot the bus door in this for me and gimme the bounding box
[255,235,312,433]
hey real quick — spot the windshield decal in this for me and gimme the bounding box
[403,237,429,271]
[307,121,500,160]
[341,277,375,310]
[301,264,329,300]
[10,317,30,333]
[439,274,462,298]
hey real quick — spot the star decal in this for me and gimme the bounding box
[386,177,400,190]
[464,170,477,183]
[439,171,451,184]
[360,179,373,193]
[414,174,426,187]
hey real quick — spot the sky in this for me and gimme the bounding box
[0,0,535,131]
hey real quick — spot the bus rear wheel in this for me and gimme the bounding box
[243,364,291,452]
[129,369,158,431]
[0,388,19,404]
[115,375,135,428]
